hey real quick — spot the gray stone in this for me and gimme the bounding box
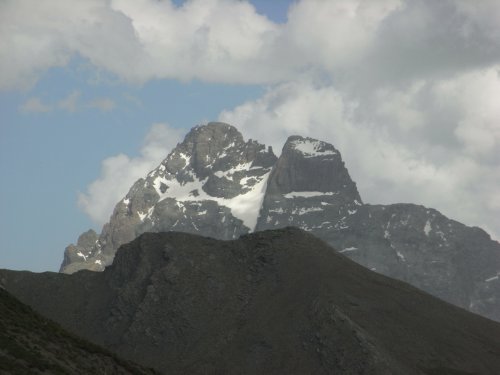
[61,122,276,273]
[60,122,500,323]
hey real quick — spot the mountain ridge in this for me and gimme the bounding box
[0,286,158,374]
[60,122,500,322]
[3,228,500,374]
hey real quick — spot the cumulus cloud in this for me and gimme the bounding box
[77,123,183,225]
[3,0,500,239]
[0,0,284,89]
[220,66,500,240]
[19,97,51,113]
[3,0,499,90]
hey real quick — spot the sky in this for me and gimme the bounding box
[1,0,500,272]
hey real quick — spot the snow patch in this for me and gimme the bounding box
[76,252,87,261]
[152,166,271,231]
[291,139,337,158]
[292,207,323,215]
[485,275,499,283]
[424,220,432,236]
[212,162,253,181]
[340,247,358,253]
[284,191,336,199]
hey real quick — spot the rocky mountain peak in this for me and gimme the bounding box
[61,123,277,273]
[172,122,244,178]
[285,135,339,157]
[263,135,362,202]
[60,122,500,324]
[161,122,276,181]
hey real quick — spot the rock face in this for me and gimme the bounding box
[61,122,277,273]
[61,122,500,322]
[256,135,363,234]
[0,287,157,374]
[255,136,500,321]
[4,229,500,374]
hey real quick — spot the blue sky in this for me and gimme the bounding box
[0,0,290,271]
[1,0,500,272]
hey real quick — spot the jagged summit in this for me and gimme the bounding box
[61,122,277,273]
[169,122,275,180]
[256,134,363,238]
[60,122,500,323]
[285,135,340,157]
[263,134,361,202]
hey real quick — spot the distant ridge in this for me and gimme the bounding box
[3,228,500,374]
[60,122,500,322]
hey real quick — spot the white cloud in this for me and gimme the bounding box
[20,92,116,113]
[3,0,499,90]
[19,97,51,113]
[77,123,183,225]
[87,97,116,112]
[432,68,500,159]
[0,0,285,89]
[284,0,402,71]
[219,68,500,240]
[58,91,80,112]
[3,0,500,241]
[0,0,406,89]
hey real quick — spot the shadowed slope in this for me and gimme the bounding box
[0,287,157,374]
[2,228,500,374]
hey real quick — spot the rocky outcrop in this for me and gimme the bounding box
[256,135,363,234]
[4,229,500,374]
[60,122,500,322]
[60,229,100,274]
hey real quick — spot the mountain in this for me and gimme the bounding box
[0,286,157,374]
[61,122,500,322]
[61,123,276,273]
[3,229,500,374]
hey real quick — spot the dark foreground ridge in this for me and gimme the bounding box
[2,228,500,374]
[0,287,157,374]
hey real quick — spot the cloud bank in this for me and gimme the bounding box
[19,92,117,114]
[3,0,500,239]
[2,0,499,90]
[219,69,500,239]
